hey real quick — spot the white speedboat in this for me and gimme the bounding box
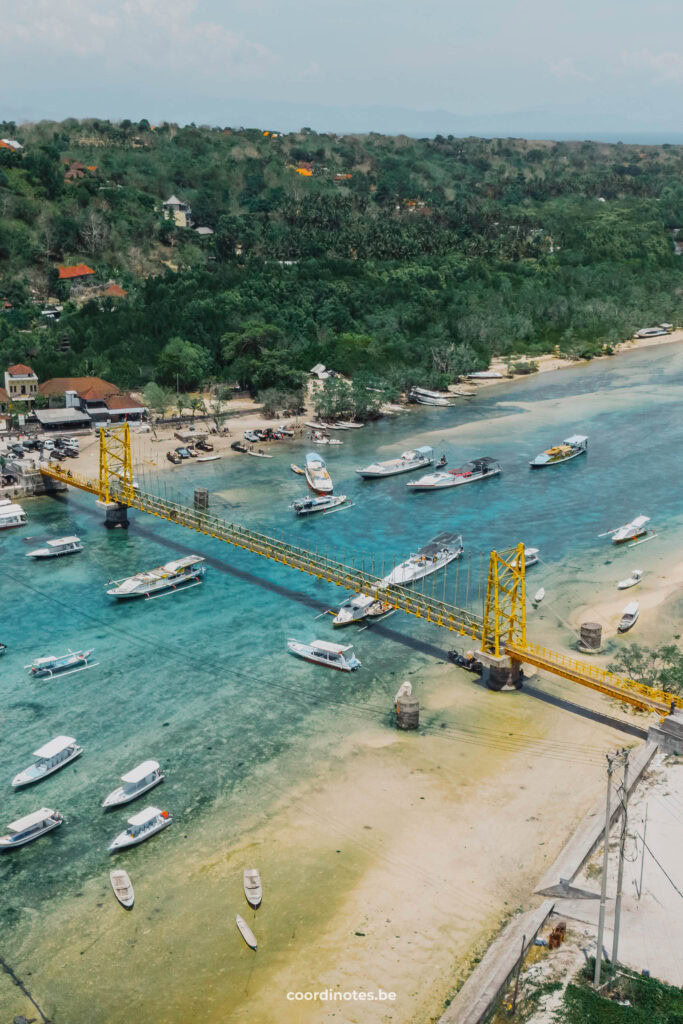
[611,516,649,544]
[244,868,262,908]
[102,760,164,808]
[290,494,347,516]
[304,452,333,494]
[26,535,83,559]
[110,869,135,908]
[529,435,588,467]
[525,548,539,567]
[0,498,27,529]
[618,601,640,632]
[107,556,206,599]
[109,806,172,852]
[12,735,83,788]
[236,914,258,950]
[333,591,392,626]
[407,457,501,490]
[617,569,643,590]
[0,808,63,850]
[311,431,330,444]
[26,649,95,678]
[357,446,433,479]
[533,588,545,605]
[336,421,364,429]
[287,638,361,671]
[383,532,464,586]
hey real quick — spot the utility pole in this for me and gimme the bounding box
[612,750,630,965]
[637,803,648,900]
[594,753,616,986]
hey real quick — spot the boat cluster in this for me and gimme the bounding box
[166,439,217,464]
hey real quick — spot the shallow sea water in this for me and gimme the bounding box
[1,342,682,1020]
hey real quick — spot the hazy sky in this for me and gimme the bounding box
[2,0,683,137]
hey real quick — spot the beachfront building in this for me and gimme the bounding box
[163,195,192,228]
[39,377,146,424]
[4,364,39,407]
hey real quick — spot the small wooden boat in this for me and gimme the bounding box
[533,587,545,605]
[617,569,643,590]
[248,448,273,459]
[236,914,257,949]
[244,868,262,908]
[291,464,305,475]
[110,869,134,908]
[618,601,639,633]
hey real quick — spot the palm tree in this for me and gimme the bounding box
[189,396,204,421]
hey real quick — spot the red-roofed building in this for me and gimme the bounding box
[58,264,95,281]
[102,283,127,298]
[4,364,38,406]
[39,376,146,423]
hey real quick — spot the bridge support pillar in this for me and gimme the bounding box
[478,650,523,691]
[648,709,683,753]
[96,499,129,529]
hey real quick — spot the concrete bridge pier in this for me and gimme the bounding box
[96,499,129,529]
[478,650,523,691]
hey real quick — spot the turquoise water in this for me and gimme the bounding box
[1,342,682,1017]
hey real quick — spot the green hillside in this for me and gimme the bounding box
[2,118,683,399]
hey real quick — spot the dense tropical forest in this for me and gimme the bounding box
[2,118,683,404]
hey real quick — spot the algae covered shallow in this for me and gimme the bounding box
[1,343,682,1022]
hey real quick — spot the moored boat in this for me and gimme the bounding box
[524,548,539,567]
[0,808,63,850]
[410,387,452,406]
[102,760,164,808]
[304,452,333,493]
[236,914,258,949]
[407,457,501,490]
[197,454,221,462]
[287,638,361,671]
[383,532,463,586]
[617,569,643,590]
[26,649,95,678]
[618,601,640,632]
[26,535,83,559]
[247,448,273,458]
[611,516,649,544]
[244,868,262,908]
[109,806,172,852]
[12,735,83,788]
[231,441,249,454]
[0,498,27,529]
[107,556,206,599]
[110,869,135,908]
[291,463,305,475]
[333,591,392,626]
[166,451,182,464]
[290,494,347,516]
[529,434,588,468]
[533,587,545,605]
[357,446,433,479]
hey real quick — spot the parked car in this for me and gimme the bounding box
[175,447,191,459]
[10,445,25,457]
[22,439,40,451]
[41,439,55,451]
[50,450,67,461]
[244,430,261,443]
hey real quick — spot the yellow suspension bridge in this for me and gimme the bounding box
[39,424,682,720]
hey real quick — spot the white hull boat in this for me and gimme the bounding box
[524,548,539,567]
[617,570,643,590]
[336,421,364,429]
[109,806,172,852]
[110,869,135,908]
[236,914,257,950]
[407,457,501,490]
[247,449,273,458]
[333,591,392,626]
[533,588,545,605]
[27,535,82,559]
[611,516,650,544]
[0,808,63,849]
[383,532,463,586]
[410,387,452,406]
[107,556,206,599]
[287,638,361,670]
[197,454,221,462]
[244,868,262,908]
[357,446,433,479]
[102,760,164,808]
[12,736,83,788]
[27,649,95,678]
[0,498,27,529]
[414,394,451,406]
[618,601,640,632]
[291,494,347,516]
[530,434,588,468]
[304,452,333,494]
